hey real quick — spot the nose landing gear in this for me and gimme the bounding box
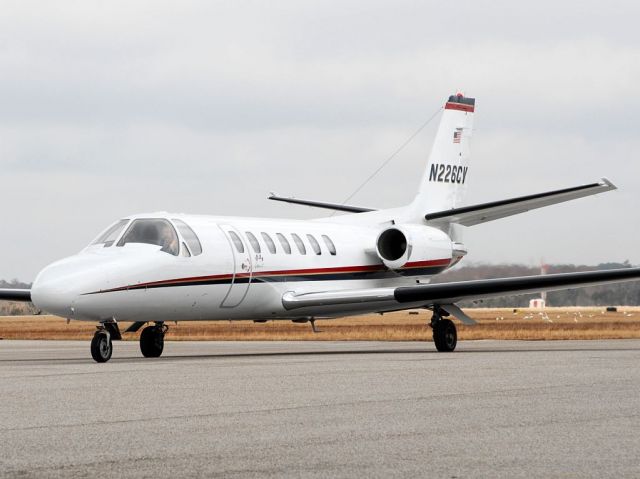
[430,307,457,352]
[90,329,113,363]
[140,322,168,358]
[90,321,121,363]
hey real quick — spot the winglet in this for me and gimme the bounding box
[600,177,617,190]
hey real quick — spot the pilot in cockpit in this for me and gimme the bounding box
[158,222,179,256]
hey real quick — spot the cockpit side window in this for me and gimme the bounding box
[116,219,180,256]
[172,219,203,256]
[92,219,129,247]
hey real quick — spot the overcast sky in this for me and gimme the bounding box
[1,0,639,281]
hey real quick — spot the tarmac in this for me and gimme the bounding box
[1,339,639,478]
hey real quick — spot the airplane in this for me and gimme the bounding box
[2,93,640,363]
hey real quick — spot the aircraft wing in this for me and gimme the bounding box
[0,289,32,302]
[268,194,375,213]
[425,178,616,227]
[282,267,640,311]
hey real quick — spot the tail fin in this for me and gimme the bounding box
[406,93,475,221]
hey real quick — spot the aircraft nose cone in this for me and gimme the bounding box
[31,255,109,318]
[31,265,79,318]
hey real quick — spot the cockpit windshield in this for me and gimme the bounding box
[116,219,179,256]
[92,219,129,247]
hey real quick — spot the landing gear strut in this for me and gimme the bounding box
[140,322,168,358]
[91,328,113,363]
[430,308,457,352]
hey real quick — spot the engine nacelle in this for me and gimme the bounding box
[375,224,454,270]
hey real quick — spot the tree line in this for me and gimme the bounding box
[432,261,640,307]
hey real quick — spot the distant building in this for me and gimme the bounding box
[529,298,546,309]
[540,261,549,306]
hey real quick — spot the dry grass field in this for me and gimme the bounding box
[1,307,640,341]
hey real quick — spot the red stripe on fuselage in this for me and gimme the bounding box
[91,258,452,293]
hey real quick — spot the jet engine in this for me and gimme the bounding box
[375,224,454,270]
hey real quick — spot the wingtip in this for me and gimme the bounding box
[600,177,617,190]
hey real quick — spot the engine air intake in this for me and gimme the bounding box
[377,228,408,262]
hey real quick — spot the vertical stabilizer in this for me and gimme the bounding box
[405,93,475,222]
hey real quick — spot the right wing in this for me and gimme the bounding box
[0,289,32,302]
[425,178,616,227]
[282,267,640,311]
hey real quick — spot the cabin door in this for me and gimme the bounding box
[219,224,253,308]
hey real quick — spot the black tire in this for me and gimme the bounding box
[433,318,457,352]
[140,326,164,358]
[91,332,113,363]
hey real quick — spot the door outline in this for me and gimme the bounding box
[218,224,253,308]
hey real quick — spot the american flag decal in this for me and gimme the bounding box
[453,128,463,144]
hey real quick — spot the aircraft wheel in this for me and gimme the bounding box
[433,318,457,352]
[140,325,165,358]
[91,331,113,363]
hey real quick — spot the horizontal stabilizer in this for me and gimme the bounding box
[0,288,31,302]
[282,267,640,311]
[425,178,616,226]
[268,194,375,214]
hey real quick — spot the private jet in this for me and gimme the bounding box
[2,93,639,362]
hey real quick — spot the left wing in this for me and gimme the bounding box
[268,194,375,213]
[0,289,31,302]
[282,267,640,311]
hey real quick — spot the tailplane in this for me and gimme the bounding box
[402,94,615,232]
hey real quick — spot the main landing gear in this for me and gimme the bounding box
[90,321,168,363]
[430,308,457,352]
[140,323,168,358]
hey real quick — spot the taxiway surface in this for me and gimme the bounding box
[1,340,639,478]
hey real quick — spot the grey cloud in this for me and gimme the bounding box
[1,0,639,280]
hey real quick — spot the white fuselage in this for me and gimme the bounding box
[29,94,478,325]
[30,212,455,323]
